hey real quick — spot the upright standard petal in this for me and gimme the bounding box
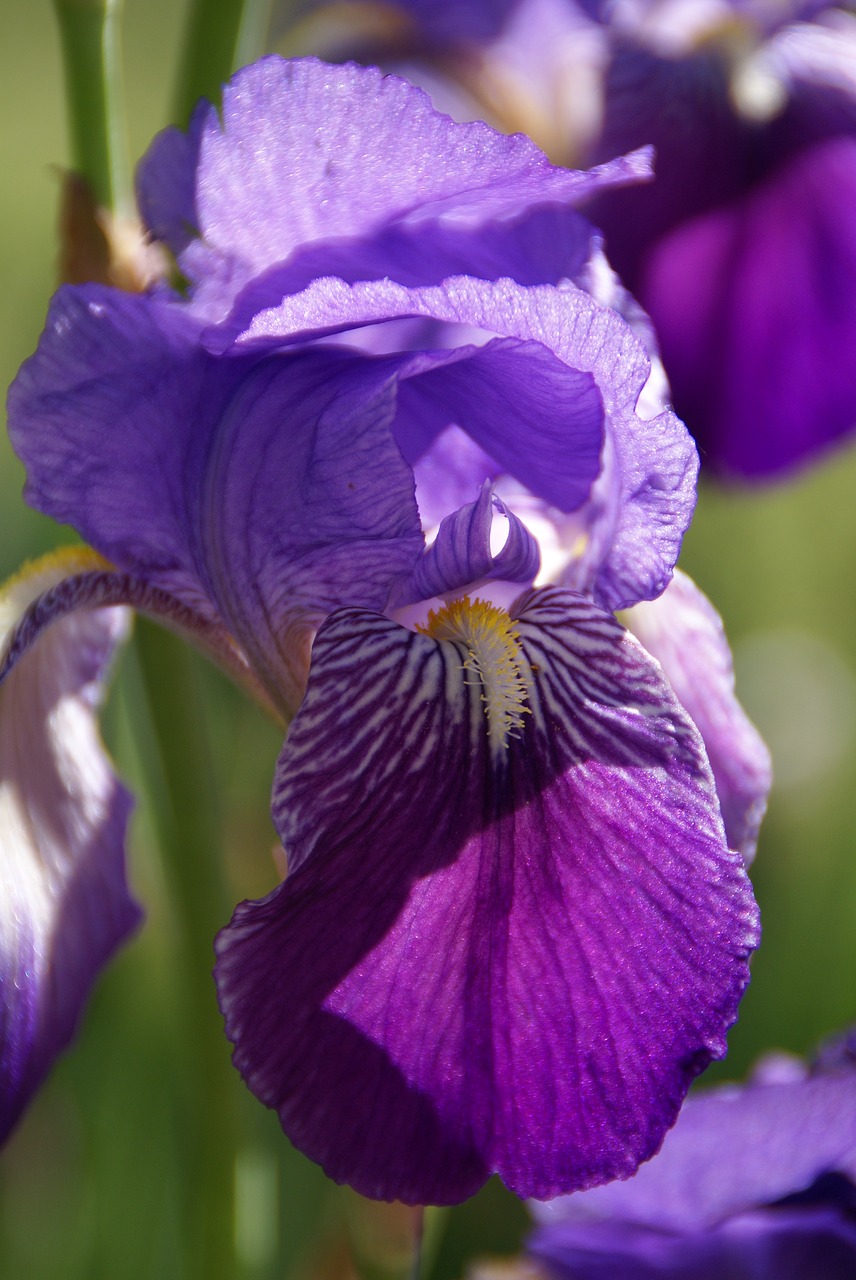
[216,587,758,1205]
[623,570,772,862]
[136,57,652,322]
[0,551,140,1142]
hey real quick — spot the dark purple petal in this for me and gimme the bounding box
[137,57,651,321]
[624,571,771,862]
[8,288,424,717]
[640,137,856,479]
[535,1058,856,1232]
[216,587,757,1204]
[0,552,141,1142]
[530,1205,856,1280]
[393,484,540,605]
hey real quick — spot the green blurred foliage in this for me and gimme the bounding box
[1,2,855,1277]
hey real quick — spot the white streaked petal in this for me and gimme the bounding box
[0,550,140,1141]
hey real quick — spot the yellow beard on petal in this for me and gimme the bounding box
[419,596,531,754]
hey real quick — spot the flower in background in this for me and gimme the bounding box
[4,56,762,1203]
[528,1032,856,1278]
[296,0,856,480]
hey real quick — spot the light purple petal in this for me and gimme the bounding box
[393,484,540,605]
[136,57,651,321]
[641,136,856,479]
[216,587,757,1205]
[0,553,141,1142]
[214,204,597,348]
[530,1206,856,1280]
[623,571,771,863]
[534,1056,856,1232]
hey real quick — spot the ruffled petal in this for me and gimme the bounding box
[136,56,651,321]
[0,552,141,1142]
[227,273,695,609]
[623,571,771,863]
[215,587,757,1205]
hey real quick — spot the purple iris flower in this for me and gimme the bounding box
[528,1034,856,1279]
[311,0,856,479]
[4,57,762,1202]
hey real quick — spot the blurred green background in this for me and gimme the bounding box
[1,2,855,1276]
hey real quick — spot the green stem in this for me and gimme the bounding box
[134,620,240,1280]
[172,0,277,126]
[53,0,129,212]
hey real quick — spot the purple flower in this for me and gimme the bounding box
[528,1035,856,1279]
[316,0,856,479]
[4,57,762,1201]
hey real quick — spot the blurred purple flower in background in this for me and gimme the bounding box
[3,57,764,1202]
[302,0,856,479]
[529,1033,856,1278]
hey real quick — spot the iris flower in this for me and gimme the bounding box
[529,1033,856,1278]
[3,57,763,1203]
[304,0,856,479]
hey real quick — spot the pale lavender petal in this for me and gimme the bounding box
[216,587,757,1204]
[530,1206,856,1280]
[535,1058,856,1232]
[641,136,856,478]
[0,553,141,1142]
[623,571,771,862]
[136,57,651,321]
[393,484,539,605]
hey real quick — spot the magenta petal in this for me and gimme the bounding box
[216,587,757,1204]
[642,136,856,479]
[0,557,140,1141]
[624,571,771,863]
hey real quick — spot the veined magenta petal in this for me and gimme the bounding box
[136,57,651,321]
[216,587,758,1205]
[624,570,771,863]
[0,553,141,1142]
[393,484,540,605]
